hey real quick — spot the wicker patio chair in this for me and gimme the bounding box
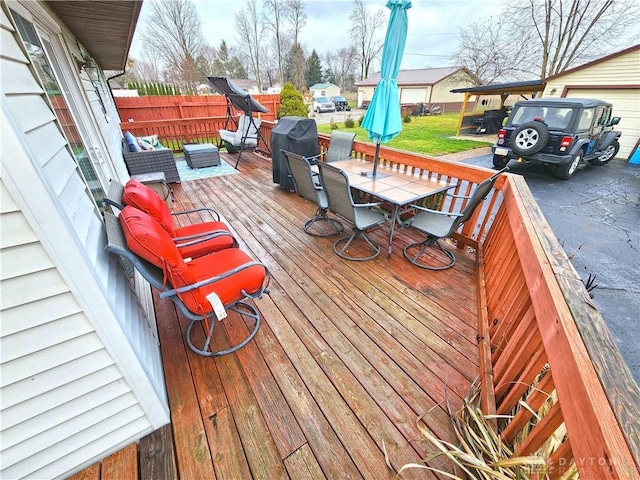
[122,138,181,183]
[403,168,508,270]
[281,149,343,237]
[104,208,270,357]
[317,162,387,261]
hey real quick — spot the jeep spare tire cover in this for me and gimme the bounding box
[509,121,550,156]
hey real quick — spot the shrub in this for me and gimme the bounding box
[330,119,339,130]
[278,82,308,118]
[357,114,365,126]
[344,115,355,128]
[403,113,412,123]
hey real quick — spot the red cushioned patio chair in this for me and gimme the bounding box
[104,207,270,356]
[106,179,237,259]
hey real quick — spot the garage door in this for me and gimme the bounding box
[400,88,427,104]
[565,88,639,158]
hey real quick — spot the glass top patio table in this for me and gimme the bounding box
[330,158,455,257]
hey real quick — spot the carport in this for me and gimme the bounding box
[451,80,546,136]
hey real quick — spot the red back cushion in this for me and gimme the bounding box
[123,179,176,236]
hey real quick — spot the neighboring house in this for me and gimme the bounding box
[542,44,640,158]
[309,82,340,98]
[355,66,478,111]
[229,78,260,95]
[1,2,170,479]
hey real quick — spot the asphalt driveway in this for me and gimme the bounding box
[462,154,640,384]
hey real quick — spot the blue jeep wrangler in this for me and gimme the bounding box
[492,98,621,179]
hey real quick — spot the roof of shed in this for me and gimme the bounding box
[355,66,466,87]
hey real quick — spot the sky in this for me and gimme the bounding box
[130,0,505,73]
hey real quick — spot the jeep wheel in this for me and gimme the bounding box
[590,140,619,165]
[492,155,510,169]
[510,121,550,156]
[555,150,582,180]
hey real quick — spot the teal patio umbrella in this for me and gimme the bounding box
[361,0,412,178]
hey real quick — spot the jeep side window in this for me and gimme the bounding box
[577,108,595,130]
[596,107,610,126]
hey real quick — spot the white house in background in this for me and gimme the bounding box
[309,82,340,98]
[355,66,478,112]
[541,43,640,159]
[1,1,170,479]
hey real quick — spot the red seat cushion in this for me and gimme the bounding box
[123,179,176,236]
[119,206,265,315]
[124,178,234,256]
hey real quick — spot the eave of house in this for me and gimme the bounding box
[45,0,143,70]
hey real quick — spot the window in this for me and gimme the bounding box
[11,10,106,205]
[577,108,595,131]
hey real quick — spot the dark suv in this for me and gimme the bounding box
[492,98,621,179]
[330,96,351,111]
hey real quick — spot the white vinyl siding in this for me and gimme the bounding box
[542,46,640,158]
[564,88,639,158]
[1,3,169,479]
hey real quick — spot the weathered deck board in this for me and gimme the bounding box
[69,151,480,479]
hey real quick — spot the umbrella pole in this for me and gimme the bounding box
[372,142,381,177]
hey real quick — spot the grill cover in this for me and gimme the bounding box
[271,117,318,190]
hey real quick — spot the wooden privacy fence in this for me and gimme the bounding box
[117,95,280,151]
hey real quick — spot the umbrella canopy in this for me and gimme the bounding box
[361,0,411,177]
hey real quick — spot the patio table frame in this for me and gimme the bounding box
[331,158,456,257]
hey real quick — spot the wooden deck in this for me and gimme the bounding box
[71,151,483,479]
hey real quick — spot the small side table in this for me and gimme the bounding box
[131,171,173,208]
[183,143,221,168]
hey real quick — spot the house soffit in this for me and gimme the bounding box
[45,0,143,70]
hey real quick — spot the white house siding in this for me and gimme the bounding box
[1,4,168,479]
[542,46,640,158]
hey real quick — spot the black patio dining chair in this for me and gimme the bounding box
[308,130,356,164]
[317,162,387,261]
[281,149,344,237]
[402,168,508,270]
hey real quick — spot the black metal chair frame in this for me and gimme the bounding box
[403,168,508,270]
[281,149,343,237]
[104,212,270,357]
[317,162,387,261]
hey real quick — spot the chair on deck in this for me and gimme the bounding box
[106,179,237,259]
[281,149,343,237]
[317,162,387,261]
[403,168,508,270]
[309,130,356,164]
[104,208,270,357]
[219,115,262,168]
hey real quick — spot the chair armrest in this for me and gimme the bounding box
[159,261,271,300]
[171,207,220,222]
[306,152,326,164]
[410,203,465,217]
[354,201,384,208]
[174,230,238,249]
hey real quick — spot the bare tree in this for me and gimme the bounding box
[235,0,264,87]
[456,0,640,81]
[325,46,357,89]
[349,0,385,80]
[263,0,288,85]
[505,0,640,78]
[140,0,206,93]
[285,0,307,47]
[451,18,530,83]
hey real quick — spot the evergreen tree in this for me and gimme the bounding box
[278,82,307,118]
[305,50,323,88]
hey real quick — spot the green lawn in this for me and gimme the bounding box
[316,113,492,157]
